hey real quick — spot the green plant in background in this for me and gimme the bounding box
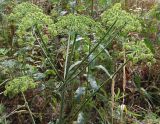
[101,3,142,36]
[0,103,9,124]
[4,76,36,97]
[143,3,160,44]
[148,3,160,20]
[101,3,156,124]
[8,2,57,46]
[0,9,10,46]
[132,112,160,124]
[0,0,16,13]
[142,112,160,124]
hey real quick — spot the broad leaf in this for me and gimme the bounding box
[77,112,85,124]
[88,74,99,90]
[69,60,82,72]
[75,87,86,99]
[95,65,111,78]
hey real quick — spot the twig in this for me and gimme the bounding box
[2,105,25,119]
[121,45,127,124]
[0,79,10,87]
[111,75,116,124]
[22,92,35,124]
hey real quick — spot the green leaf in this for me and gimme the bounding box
[49,0,59,4]
[1,59,17,68]
[33,73,46,80]
[77,112,85,124]
[88,74,99,90]
[0,48,9,55]
[134,73,141,88]
[95,65,111,78]
[75,87,86,99]
[69,60,82,72]
[99,44,111,58]
[144,38,155,53]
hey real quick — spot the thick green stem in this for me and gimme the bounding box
[59,33,71,124]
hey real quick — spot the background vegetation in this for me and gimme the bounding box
[0,0,160,124]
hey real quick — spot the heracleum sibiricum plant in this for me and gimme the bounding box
[8,2,43,21]
[101,3,155,65]
[8,2,57,46]
[35,10,117,124]
[4,2,125,124]
[50,13,108,124]
[101,3,145,123]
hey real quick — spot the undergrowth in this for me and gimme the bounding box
[0,1,160,124]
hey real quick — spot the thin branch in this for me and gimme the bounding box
[22,92,35,124]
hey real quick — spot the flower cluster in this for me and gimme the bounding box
[123,40,156,65]
[8,2,43,22]
[4,76,36,97]
[8,2,56,45]
[55,14,103,36]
